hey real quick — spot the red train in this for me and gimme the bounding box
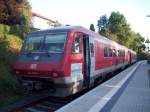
[13,26,136,96]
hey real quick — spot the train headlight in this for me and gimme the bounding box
[52,72,59,78]
[16,70,20,74]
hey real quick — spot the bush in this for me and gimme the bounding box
[0,65,24,106]
[0,24,10,34]
[0,24,29,39]
[0,33,22,64]
[137,52,148,60]
[0,33,24,106]
[9,25,21,37]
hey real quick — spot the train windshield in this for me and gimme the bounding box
[43,34,66,53]
[22,33,67,53]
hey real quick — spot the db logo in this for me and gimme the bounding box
[30,64,37,69]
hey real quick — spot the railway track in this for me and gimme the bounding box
[5,88,86,112]
[15,96,73,112]
[0,90,78,112]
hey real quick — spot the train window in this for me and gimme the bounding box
[104,47,113,57]
[109,48,113,57]
[90,43,94,56]
[123,51,125,57]
[112,49,116,57]
[119,50,125,57]
[104,47,108,57]
[44,33,66,53]
[118,50,120,57]
[23,36,44,51]
[72,36,82,54]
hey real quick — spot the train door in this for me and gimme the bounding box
[89,37,95,86]
[83,35,95,88]
[83,34,90,88]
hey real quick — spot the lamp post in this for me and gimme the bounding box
[146,15,150,52]
[147,15,150,17]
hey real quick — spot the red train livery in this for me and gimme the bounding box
[13,26,136,96]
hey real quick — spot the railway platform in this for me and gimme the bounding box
[57,61,150,112]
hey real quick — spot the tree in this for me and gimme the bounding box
[128,32,145,53]
[0,0,31,25]
[0,0,32,39]
[89,24,95,32]
[108,11,130,45]
[19,0,32,39]
[97,11,146,55]
[97,15,109,37]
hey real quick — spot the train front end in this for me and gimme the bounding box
[13,29,73,96]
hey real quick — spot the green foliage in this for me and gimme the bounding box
[127,32,145,53]
[9,25,21,36]
[0,0,31,39]
[98,15,109,37]
[20,0,32,39]
[137,51,148,60]
[109,12,128,34]
[0,24,10,34]
[108,11,131,45]
[97,11,146,56]
[0,33,24,106]
[0,23,30,40]
[0,65,24,107]
[0,0,31,25]
[0,24,22,38]
[90,24,95,32]
[0,0,31,106]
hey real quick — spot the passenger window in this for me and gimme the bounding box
[109,48,113,57]
[72,36,82,54]
[117,50,120,57]
[104,47,108,57]
[112,49,116,57]
[104,47,113,57]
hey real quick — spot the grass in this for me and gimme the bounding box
[0,32,26,107]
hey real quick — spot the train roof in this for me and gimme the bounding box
[29,25,112,42]
[28,26,135,53]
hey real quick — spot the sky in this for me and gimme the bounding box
[29,0,150,38]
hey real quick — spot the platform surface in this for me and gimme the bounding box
[102,61,150,112]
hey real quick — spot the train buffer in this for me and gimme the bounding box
[56,61,150,112]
